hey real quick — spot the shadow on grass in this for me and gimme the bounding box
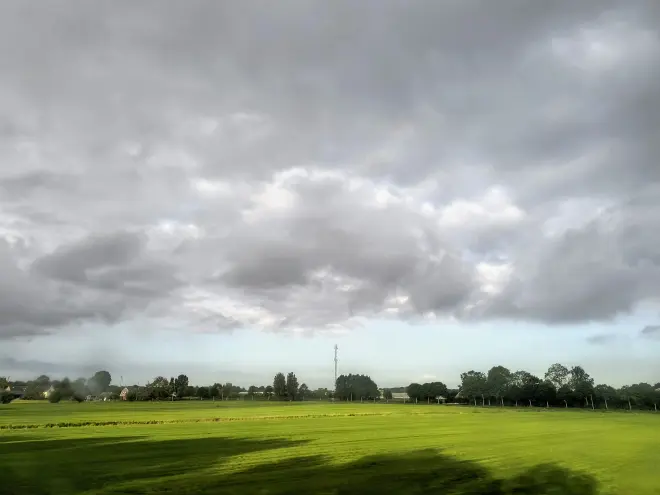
[0,436,602,495]
[0,435,308,495]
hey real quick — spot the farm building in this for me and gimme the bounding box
[391,392,409,400]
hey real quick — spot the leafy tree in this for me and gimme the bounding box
[536,380,557,407]
[406,383,422,401]
[520,373,542,406]
[298,383,309,399]
[459,371,487,405]
[174,374,189,398]
[248,385,258,396]
[335,374,379,401]
[196,386,210,399]
[619,385,633,410]
[0,377,8,389]
[594,384,616,410]
[48,389,62,403]
[0,391,14,404]
[556,385,572,408]
[407,382,448,402]
[209,383,221,399]
[544,363,570,390]
[486,366,511,406]
[382,389,393,400]
[286,372,299,400]
[506,371,531,407]
[148,376,172,399]
[264,385,274,398]
[569,366,594,407]
[87,371,112,395]
[273,373,286,398]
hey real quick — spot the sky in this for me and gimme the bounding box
[1,1,660,389]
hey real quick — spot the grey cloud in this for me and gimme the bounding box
[586,334,618,345]
[32,231,183,299]
[0,241,124,338]
[1,1,660,339]
[641,325,660,338]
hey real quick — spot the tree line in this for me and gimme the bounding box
[2,362,659,410]
[451,363,660,411]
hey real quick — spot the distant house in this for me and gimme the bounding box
[119,387,130,400]
[391,392,409,401]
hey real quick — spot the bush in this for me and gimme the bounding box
[48,390,62,403]
[0,391,14,404]
[71,394,84,403]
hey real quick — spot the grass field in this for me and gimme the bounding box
[1,401,659,494]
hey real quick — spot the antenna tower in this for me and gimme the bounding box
[334,344,338,395]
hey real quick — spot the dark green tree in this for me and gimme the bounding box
[486,366,511,406]
[174,374,189,398]
[286,372,299,400]
[335,374,379,400]
[273,373,287,398]
[544,363,570,390]
[459,371,487,405]
[87,371,112,395]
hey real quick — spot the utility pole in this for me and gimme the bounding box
[334,344,338,401]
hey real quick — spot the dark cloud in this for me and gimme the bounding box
[1,1,659,338]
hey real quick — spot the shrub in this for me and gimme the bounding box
[0,391,14,404]
[47,390,62,403]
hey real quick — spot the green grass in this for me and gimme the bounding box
[1,401,659,494]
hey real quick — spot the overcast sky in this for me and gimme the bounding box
[1,1,659,388]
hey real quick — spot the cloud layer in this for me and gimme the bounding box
[1,1,660,338]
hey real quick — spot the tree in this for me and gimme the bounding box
[174,374,189,398]
[569,366,594,407]
[383,389,393,400]
[407,382,448,402]
[0,391,13,404]
[273,373,286,399]
[209,383,221,399]
[48,389,62,403]
[507,371,531,407]
[594,384,616,410]
[286,372,299,400]
[0,377,8,389]
[486,366,511,406]
[248,385,258,397]
[298,383,309,399]
[520,373,542,406]
[536,380,557,407]
[406,383,423,402]
[459,371,487,406]
[264,385,274,399]
[148,376,172,400]
[335,374,379,401]
[87,371,112,395]
[544,363,569,390]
